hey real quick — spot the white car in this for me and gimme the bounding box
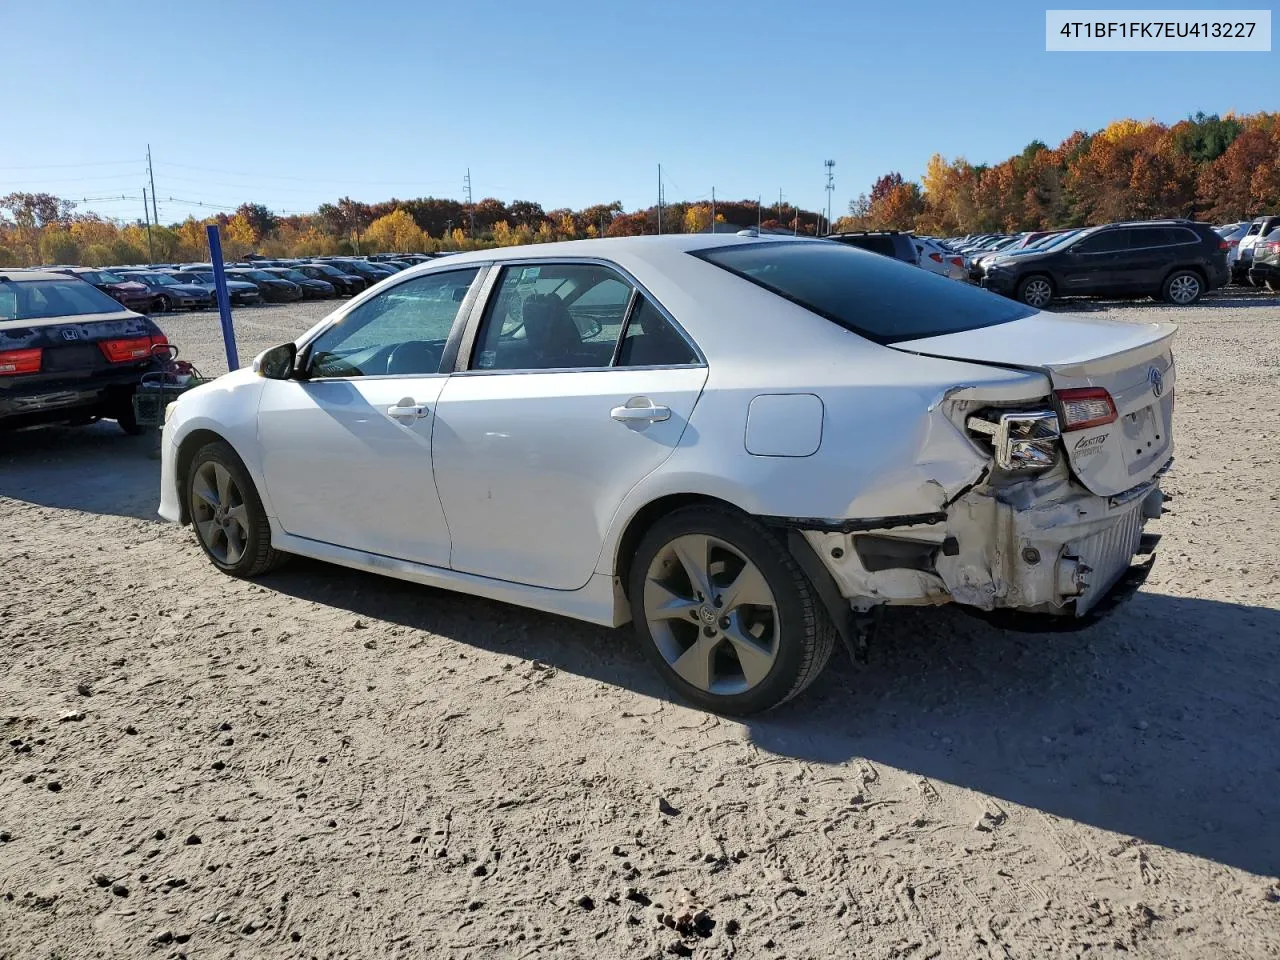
[159,236,1173,714]
[913,237,968,281]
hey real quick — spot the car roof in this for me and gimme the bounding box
[0,269,88,282]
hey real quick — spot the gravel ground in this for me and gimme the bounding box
[2,291,1279,960]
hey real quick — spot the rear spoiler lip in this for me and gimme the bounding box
[896,324,1176,382]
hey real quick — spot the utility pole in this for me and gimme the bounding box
[824,159,836,235]
[657,164,663,235]
[147,144,159,225]
[142,188,155,261]
[778,189,784,228]
[463,168,474,237]
[757,195,762,233]
[710,186,715,234]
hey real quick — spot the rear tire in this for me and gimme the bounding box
[187,440,286,577]
[152,295,170,313]
[1161,269,1203,305]
[628,505,836,715]
[1016,274,1054,308]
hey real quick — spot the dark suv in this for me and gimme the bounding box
[826,231,920,265]
[981,220,1229,307]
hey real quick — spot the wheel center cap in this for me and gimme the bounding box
[698,605,718,626]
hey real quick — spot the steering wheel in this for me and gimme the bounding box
[385,340,443,376]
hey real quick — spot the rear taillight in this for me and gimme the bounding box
[0,348,42,375]
[1054,387,1117,431]
[929,252,943,263]
[99,333,168,363]
[1219,240,1230,250]
[1227,238,1239,247]
[949,256,964,267]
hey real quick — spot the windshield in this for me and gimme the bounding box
[80,270,125,284]
[239,270,276,281]
[278,269,309,281]
[0,278,129,321]
[696,241,1035,344]
[136,273,178,286]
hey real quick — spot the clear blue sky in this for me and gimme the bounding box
[4,0,1275,224]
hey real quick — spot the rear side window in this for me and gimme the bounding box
[834,235,896,257]
[694,241,1035,344]
[0,279,127,321]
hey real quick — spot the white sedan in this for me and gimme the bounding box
[159,235,1173,714]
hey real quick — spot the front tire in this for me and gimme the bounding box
[1161,269,1203,305]
[1016,274,1054,308]
[187,441,285,577]
[628,505,836,715]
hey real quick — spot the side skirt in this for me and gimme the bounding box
[270,531,625,628]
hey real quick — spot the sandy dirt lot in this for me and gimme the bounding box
[2,292,1279,960]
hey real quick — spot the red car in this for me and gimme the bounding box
[56,268,159,313]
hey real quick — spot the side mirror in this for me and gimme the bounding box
[253,342,297,380]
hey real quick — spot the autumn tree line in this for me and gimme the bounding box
[837,112,1279,235]
[2,112,1275,268]
[0,190,825,268]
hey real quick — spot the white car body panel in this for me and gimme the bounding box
[257,375,452,567]
[160,235,1170,635]
[432,366,708,590]
[894,313,1175,496]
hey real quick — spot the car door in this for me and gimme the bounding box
[431,261,708,591]
[1059,229,1131,293]
[1123,226,1177,291]
[256,266,482,566]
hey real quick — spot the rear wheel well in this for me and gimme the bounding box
[614,493,745,599]
[174,428,228,523]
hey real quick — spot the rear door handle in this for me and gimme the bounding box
[387,398,429,420]
[611,397,671,423]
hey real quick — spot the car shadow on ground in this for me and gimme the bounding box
[260,558,1279,877]
[0,421,160,522]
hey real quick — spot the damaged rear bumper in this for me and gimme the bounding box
[791,461,1169,622]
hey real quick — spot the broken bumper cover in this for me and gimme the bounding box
[798,463,1169,622]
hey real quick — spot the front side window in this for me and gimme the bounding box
[307,268,479,378]
[1073,230,1128,254]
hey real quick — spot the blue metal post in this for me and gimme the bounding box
[206,224,240,371]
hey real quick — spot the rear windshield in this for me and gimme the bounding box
[0,278,127,321]
[694,241,1035,343]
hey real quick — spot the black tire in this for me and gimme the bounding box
[186,440,286,577]
[152,295,170,313]
[1015,274,1054,308]
[628,504,837,715]
[115,404,147,436]
[1161,269,1203,305]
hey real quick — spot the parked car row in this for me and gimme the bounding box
[1214,216,1280,287]
[31,253,445,313]
[938,220,1232,307]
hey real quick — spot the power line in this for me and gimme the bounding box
[157,160,464,189]
[0,159,140,170]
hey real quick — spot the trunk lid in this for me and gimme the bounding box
[891,312,1175,497]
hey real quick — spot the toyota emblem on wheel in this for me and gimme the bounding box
[1147,366,1164,397]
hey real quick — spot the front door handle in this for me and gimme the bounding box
[387,398,429,420]
[611,397,671,423]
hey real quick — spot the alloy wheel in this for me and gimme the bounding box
[1022,278,1052,307]
[1169,274,1200,304]
[190,461,250,565]
[642,533,779,696]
